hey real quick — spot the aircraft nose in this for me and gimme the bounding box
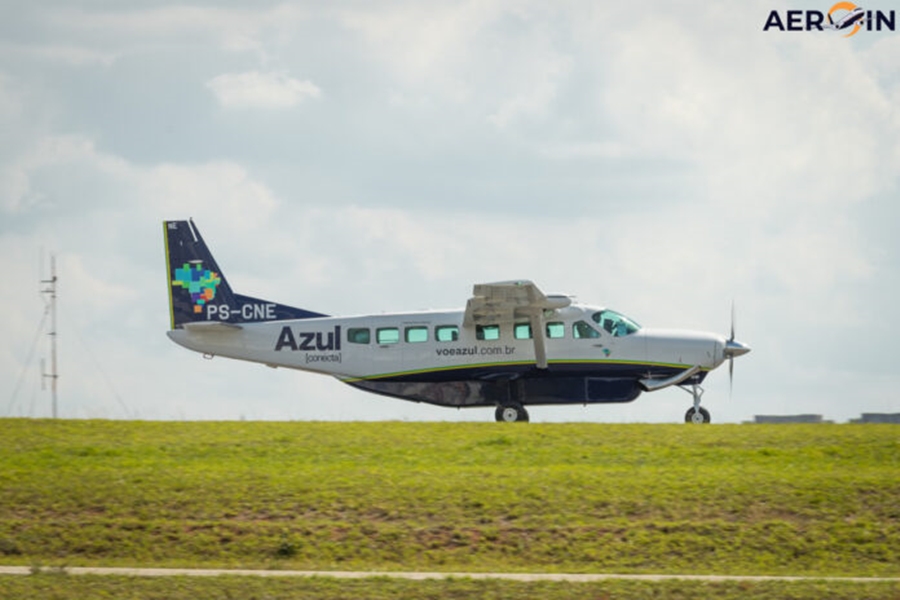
[724,339,751,358]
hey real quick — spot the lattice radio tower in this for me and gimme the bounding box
[41,254,58,418]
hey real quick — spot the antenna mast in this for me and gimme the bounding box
[41,254,58,418]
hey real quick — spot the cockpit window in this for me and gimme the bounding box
[573,320,601,339]
[592,310,641,337]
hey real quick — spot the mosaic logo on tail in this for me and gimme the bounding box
[172,262,222,313]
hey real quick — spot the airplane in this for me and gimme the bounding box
[163,219,750,423]
[827,6,867,32]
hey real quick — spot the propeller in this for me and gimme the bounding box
[729,302,735,395]
[723,301,751,397]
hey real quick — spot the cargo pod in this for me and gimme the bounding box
[520,376,641,405]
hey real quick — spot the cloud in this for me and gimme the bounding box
[48,5,305,46]
[1,133,280,239]
[0,43,118,67]
[486,51,572,128]
[338,3,576,125]
[3,2,900,423]
[206,71,321,109]
[0,135,288,419]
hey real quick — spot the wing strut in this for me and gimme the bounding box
[528,312,548,369]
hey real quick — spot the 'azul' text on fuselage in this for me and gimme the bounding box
[275,325,342,352]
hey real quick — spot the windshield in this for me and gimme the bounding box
[592,310,641,337]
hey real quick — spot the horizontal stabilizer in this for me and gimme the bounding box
[183,321,243,333]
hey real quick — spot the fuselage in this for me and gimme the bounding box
[168,303,728,408]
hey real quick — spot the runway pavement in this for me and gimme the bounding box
[2,566,899,582]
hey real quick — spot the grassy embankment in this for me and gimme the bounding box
[0,420,898,598]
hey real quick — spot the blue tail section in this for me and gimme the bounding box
[163,220,326,329]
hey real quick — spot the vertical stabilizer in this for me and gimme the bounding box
[163,220,326,329]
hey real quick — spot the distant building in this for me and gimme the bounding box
[849,413,900,424]
[751,414,829,424]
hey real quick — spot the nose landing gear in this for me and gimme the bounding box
[685,405,711,424]
[681,383,711,424]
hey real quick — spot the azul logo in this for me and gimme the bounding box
[172,262,221,314]
[275,325,342,352]
[763,3,896,37]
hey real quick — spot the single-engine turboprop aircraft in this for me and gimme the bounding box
[164,220,750,423]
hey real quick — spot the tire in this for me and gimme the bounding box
[684,406,711,424]
[495,403,529,422]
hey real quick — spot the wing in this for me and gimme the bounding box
[463,280,570,369]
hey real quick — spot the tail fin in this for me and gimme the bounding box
[163,220,326,329]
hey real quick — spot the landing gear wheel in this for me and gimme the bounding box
[495,403,529,423]
[684,406,710,424]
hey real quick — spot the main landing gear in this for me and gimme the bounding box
[495,379,529,422]
[495,402,529,423]
[682,383,711,424]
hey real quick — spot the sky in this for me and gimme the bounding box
[2,1,899,423]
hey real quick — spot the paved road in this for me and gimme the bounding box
[2,566,899,582]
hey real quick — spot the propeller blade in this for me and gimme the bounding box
[728,302,737,399]
[729,356,734,398]
[730,301,735,342]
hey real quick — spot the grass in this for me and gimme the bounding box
[1,573,899,600]
[0,420,897,586]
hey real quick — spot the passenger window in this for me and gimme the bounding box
[476,324,500,341]
[546,322,565,338]
[435,325,459,342]
[514,323,532,339]
[405,326,428,343]
[376,327,400,344]
[573,320,601,339]
[347,328,370,344]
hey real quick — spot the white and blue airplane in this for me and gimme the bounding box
[164,220,750,423]
[827,6,867,32]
